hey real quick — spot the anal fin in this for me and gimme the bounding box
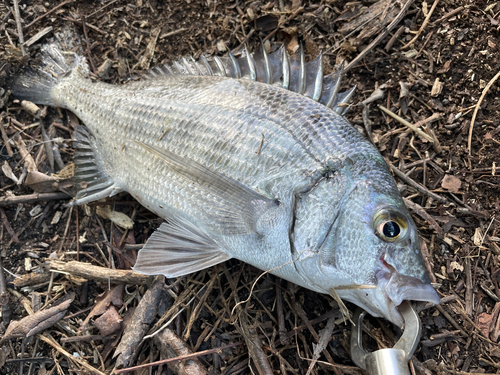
[70,125,121,205]
[133,218,231,278]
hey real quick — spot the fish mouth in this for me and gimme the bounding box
[375,267,440,327]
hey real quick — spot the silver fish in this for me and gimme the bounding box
[10,30,439,326]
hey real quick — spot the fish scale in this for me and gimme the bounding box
[10,29,440,327]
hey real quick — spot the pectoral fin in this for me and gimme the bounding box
[70,125,122,205]
[133,218,231,277]
[133,141,280,235]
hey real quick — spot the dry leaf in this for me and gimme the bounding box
[94,306,123,336]
[81,284,124,331]
[473,227,484,246]
[2,161,19,184]
[96,205,134,229]
[25,171,58,192]
[2,298,72,341]
[449,261,463,272]
[431,78,444,97]
[478,312,493,338]
[441,175,461,193]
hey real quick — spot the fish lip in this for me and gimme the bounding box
[375,266,440,326]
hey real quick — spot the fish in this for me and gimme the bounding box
[10,29,439,327]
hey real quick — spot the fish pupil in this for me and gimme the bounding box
[383,221,400,238]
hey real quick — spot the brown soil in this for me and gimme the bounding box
[0,0,499,374]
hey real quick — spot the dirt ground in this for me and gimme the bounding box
[1,0,500,374]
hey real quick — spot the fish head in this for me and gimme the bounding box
[293,165,439,327]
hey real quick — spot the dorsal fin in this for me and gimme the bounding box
[143,45,355,113]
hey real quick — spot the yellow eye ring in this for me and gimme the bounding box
[373,209,408,242]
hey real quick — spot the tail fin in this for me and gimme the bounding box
[8,27,88,106]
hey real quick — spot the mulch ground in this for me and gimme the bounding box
[0,0,499,374]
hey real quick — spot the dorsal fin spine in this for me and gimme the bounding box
[281,47,290,90]
[213,56,226,77]
[244,45,257,81]
[326,62,344,109]
[228,51,241,79]
[200,55,214,76]
[261,44,271,84]
[143,45,355,114]
[312,52,323,102]
[298,44,306,95]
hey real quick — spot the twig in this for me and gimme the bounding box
[0,120,13,157]
[115,340,244,373]
[12,0,26,55]
[468,69,500,155]
[47,260,150,285]
[403,198,443,238]
[431,6,467,26]
[155,328,208,374]
[0,257,9,306]
[24,0,74,29]
[262,7,304,43]
[389,163,447,203]
[434,305,467,336]
[345,0,414,72]
[159,28,188,40]
[38,334,106,375]
[80,14,96,74]
[402,0,440,49]
[378,105,434,142]
[0,208,20,243]
[231,28,255,54]
[464,257,473,316]
[0,192,70,207]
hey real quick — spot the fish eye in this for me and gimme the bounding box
[373,208,408,242]
[382,221,400,238]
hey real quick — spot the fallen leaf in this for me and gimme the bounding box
[441,174,461,193]
[431,78,444,97]
[2,161,19,184]
[25,171,58,192]
[478,312,493,338]
[473,227,484,246]
[80,284,124,331]
[94,306,123,336]
[449,261,463,272]
[96,205,134,229]
[2,298,72,341]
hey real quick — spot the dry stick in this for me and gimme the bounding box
[0,121,13,157]
[0,192,70,207]
[0,257,9,306]
[159,28,188,40]
[431,5,467,26]
[401,0,440,49]
[434,305,466,336]
[378,105,434,142]
[24,0,74,29]
[38,334,106,375]
[464,257,473,316]
[389,164,447,203]
[47,260,149,285]
[0,208,20,243]
[468,69,500,155]
[385,26,405,51]
[345,0,414,72]
[115,340,244,374]
[403,198,443,238]
[81,15,97,74]
[231,28,255,54]
[12,0,26,56]
[262,6,304,43]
